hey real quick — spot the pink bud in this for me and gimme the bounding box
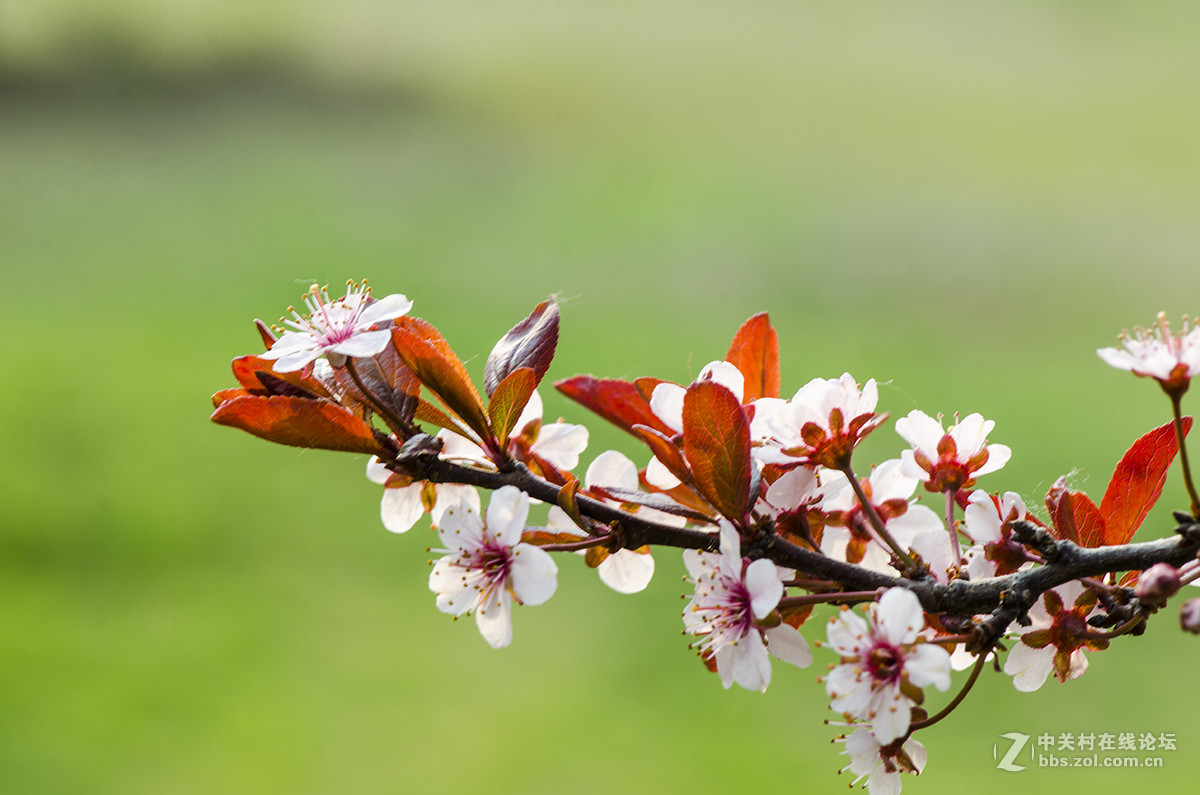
[1137,563,1181,608]
[1180,598,1200,634]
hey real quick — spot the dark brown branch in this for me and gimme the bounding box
[391,436,1200,624]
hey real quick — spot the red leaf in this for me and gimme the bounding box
[230,355,332,399]
[1046,476,1106,548]
[488,368,538,447]
[330,342,421,431]
[554,375,675,438]
[682,381,755,523]
[391,318,492,443]
[484,299,559,396]
[210,395,385,455]
[725,312,780,402]
[1100,418,1192,545]
[632,425,694,487]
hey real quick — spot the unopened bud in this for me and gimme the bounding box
[1136,563,1181,607]
[1180,598,1200,634]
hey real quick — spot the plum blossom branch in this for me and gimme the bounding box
[389,434,1200,626]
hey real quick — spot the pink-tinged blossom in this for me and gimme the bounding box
[437,390,588,473]
[895,410,1010,493]
[1003,581,1104,692]
[683,524,812,692]
[760,373,884,470]
[261,281,413,372]
[820,460,941,575]
[838,727,927,795]
[962,490,1031,579]
[825,588,951,743]
[365,456,480,534]
[649,361,745,434]
[546,450,670,594]
[1098,312,1200,394]
[428,486,557,649]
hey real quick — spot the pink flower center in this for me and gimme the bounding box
[866,642,904,685]
[285,282,373,346]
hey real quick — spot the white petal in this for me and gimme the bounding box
[331,328,392,358]
[827,610,869,657]
[532,422,589,470]
[895,410,944,454]
[268,347,321,373]
[597,549,655,594]
[974,444,1012,476]
[699,361,745,404]
[380,484,425,533]
[744,558,784,620]
[435,502,484,553]
[645,455,682,490]
[485,486,530,546]
[512,389,544,436]
[436,430,489,464]
[475,589,513,649]
[365,456,389,484]
[430,485,480,526]
[868,687,911,743]
[905,644,952,690]
[510,543,558,606]
[764,624,812,668]
[429,559,471,614]
[716,630,771,691]
[585,450,639,490]
[649,382,685,433]
[357,293,413,326]
[876,588,924,646]
[1004,642,1054,692]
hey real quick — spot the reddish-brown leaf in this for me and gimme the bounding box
[210,395,385,455]
[230,355,332,399]
[632,425,694,487]
[391,318,492,443]
[485,299,559,396]
[488,368,538,447]
[725,312,780,402]
[1100,417,1192,546]
[554,375,675,438]
[1046,476,1106,548]
[682,381,755,523]
[212,387,252,408]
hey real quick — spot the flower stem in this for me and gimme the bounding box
[944,488,962,567]
[1169,393,1200,518]
[777,590,883,609]
[538,535,613,553]
[908,650,988,732]
[839,464,921,572]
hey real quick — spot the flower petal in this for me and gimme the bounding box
[510,543,558,606]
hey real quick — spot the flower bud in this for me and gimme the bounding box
[1180,598,1200,634]
[1136,563,1181,608]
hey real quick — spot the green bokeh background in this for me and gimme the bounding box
[4,2,1200,792]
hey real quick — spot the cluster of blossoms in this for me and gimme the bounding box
[212,286,1200,794]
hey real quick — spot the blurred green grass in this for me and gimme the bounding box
[4,2,1200,792]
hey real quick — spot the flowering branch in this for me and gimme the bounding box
[210,286,1200,795]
